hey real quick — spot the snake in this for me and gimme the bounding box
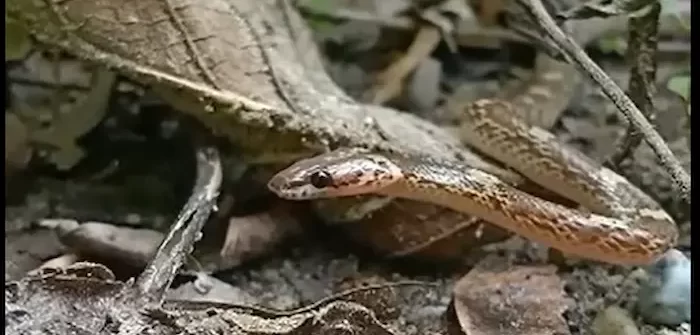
[266,19,680,266]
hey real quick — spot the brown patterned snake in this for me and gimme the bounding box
[267,19,679,266]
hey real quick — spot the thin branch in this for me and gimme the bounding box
[516,0,690,204]
[135,144,222,304]
[608,3,661,166]
[366,24,442,104]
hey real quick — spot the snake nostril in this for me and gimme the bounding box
[267,176,283,191]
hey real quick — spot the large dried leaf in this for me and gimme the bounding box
[6,262,402,334]
[6,263,144,334]
[7,0,508,177]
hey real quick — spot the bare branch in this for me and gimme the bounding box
[136,144,222,303]
[515,0,690,204]
[608,2,661,166]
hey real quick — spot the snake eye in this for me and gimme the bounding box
[309,170,334,188]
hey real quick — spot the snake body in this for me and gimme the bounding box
[268,96,678,265]
[267,18,679,265]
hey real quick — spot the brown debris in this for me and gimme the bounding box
[218,201,305,267]
[7,262,400,335]
[366,24,442,104]
[339,199,511,261]
[452,255,572,335]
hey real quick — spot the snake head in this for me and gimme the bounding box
[268,148,402,200]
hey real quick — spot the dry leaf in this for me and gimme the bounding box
[452,256,572,335]
[31,254,80,275]
[218,201,304,267]
[338,199,510,261]
[7,262,398,335]
[9,0,489,167]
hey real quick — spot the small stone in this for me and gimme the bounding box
[591,305,641,335]
[637,249,691,326]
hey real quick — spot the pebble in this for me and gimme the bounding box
[591,305,641,335]
[637,249,691,326]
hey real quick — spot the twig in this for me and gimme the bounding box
[515,0,690,204]
[211,281,439,317]
[608,3,661,166]
[135,144,222,304]
[366,24,442,104]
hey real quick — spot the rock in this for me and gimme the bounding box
[637,249,691,326]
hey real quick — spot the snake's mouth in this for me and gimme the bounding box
[267,171,335,200]
[267,174,308,199]
[268,173,368,200]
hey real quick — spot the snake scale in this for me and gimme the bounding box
[267,16,679,266]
